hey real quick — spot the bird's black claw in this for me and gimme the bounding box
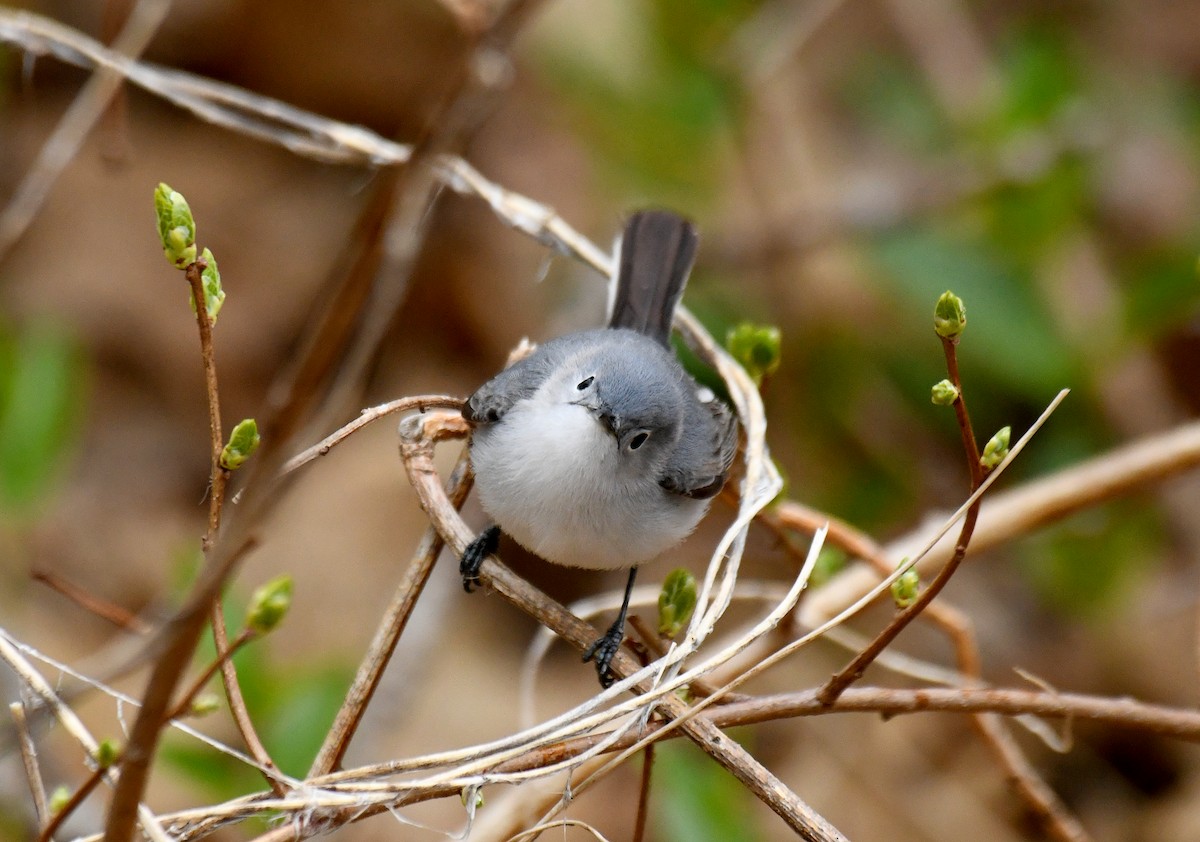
[460,525,500,593]
[582,619,626,689]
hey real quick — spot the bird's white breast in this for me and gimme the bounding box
[469,397,707,570]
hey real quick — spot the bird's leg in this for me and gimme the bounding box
[583,566,638,688]
[460,524,500,593]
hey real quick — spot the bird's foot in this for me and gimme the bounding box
[460,525,500,593]
[582,617,626,689]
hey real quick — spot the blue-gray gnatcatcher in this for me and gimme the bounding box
[460,210,738,686]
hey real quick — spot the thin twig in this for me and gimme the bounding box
[632,742,654,842]
[184,259,228,549]
[308,415,471,775]
[10,702,49,827]
[184,258,284,792]
[0,630,169,840]
[30,568,151,634]
[280,395,464,478]
[37,761,109,842]
[816,332,985,705]
[162,626,252,722]
[804,410,1200,626]
[209,599,286,793]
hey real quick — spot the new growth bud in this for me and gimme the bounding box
[933,291,966,339]
[726,322,782,386]
[931,379,959,405]
[189,693,222,718]
[197,248,226,323]
[48,786,71,815]
[980,426,1011,469]
[658,568,698,639]
[93,738,121,769]
[220,418,260,470]
[245,574,293,634]
[154,183,197,268]
[891,560,919,608]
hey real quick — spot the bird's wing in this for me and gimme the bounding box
[659,396,739,500]
[462,350,552,424]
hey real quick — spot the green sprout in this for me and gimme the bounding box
[193,248,226,323]
[980,426,1012,469]
[48,786,71,815]
[726,322,782,386]
[220,418,260,471]
[933,291,966,339]
[189,693,222,718]
[93,738,121,769]
[154,183,197,268]
[931,379,959,406]
[245,574,293,635]
[658,568,698,639]
[891,559,919,608]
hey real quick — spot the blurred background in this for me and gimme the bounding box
[2,0,1200,839]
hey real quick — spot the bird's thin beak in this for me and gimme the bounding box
[573,394,618,437]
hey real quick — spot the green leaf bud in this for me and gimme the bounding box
[220,418,260,470]
[48,785,71,815]
[199,248,226,323]
[980,425,1011,469]
[933,291,966,339]
[245,574,293,634]
[931,379,959,406]
[189,693,222,718]
[154,183,196,268]
[93,738,121,769]
[726,322,782,386]
[658,568,698,639]
[891,560,919,608]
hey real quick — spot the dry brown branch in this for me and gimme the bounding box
[50,676,1200,842]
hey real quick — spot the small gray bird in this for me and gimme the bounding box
[460,210,738,687]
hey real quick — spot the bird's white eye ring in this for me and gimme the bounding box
[628,431,650,450]
[577,376,595,390]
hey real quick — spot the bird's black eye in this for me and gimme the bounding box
[629,431,650,450]
[576,376,595,391]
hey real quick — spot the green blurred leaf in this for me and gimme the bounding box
[652,740,762,841]
[159,739,265,805]
[844,53,950,152]
[1017,503,1159,617]
[262,664,354,777]
[1122,245,1200,337]
[997,28,1081,129]
[0,322,84,512]
[534,0,752,199]
[976,156,1091,267]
